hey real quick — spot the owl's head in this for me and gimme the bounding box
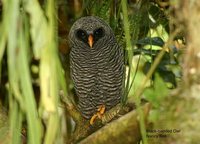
[69,16,115,50]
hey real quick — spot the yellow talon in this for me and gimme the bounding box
[89,105,106,125]
[90,114,98,125]
[97,105,106,115]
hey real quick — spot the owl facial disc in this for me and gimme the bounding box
[75,27,105,48]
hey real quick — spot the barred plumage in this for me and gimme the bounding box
[69,16,124,119]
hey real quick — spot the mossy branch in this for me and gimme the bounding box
[79,103,151,144]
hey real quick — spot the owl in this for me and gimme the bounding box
[69,16,124,121]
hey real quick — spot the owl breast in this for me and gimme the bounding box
[70,42,124,119]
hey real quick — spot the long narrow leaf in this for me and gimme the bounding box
[18,13,42,144]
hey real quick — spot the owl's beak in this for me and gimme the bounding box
[88,34,94,48]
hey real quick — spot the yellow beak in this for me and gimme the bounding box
[88,34,94,48]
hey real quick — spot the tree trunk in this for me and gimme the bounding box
[151,1,200,144]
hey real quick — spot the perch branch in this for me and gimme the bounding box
[78,103,151,144]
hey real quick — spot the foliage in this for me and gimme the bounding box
[0,0,67,143]
[0,0,183,143]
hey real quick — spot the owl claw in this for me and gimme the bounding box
[97,105,106,115]
[90,114,98,125]
[89,105,106,125]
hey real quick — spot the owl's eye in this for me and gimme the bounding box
[94,27,105,41]
[76,29,88,43]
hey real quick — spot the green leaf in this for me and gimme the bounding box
[24,0,48,59]
[144,73,169,108]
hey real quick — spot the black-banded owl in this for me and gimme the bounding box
[69,16,124,120]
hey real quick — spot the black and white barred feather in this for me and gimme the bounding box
[69,16,124,119]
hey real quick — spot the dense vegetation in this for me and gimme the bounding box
[1,0,199,144]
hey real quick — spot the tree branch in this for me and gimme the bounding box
[79,103,151,144]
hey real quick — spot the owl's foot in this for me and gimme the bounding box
[90,105,106,125]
